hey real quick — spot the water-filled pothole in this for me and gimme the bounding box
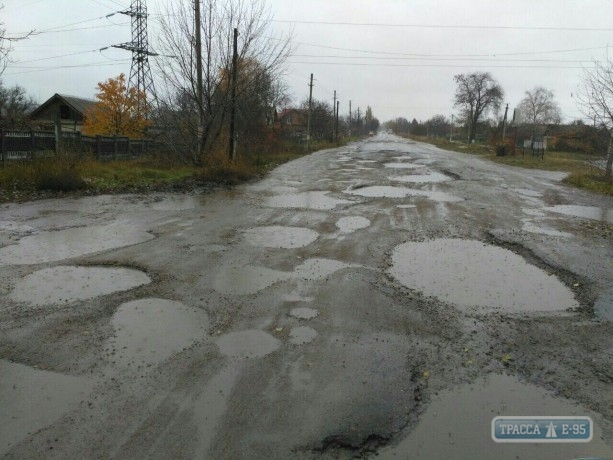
[544,205,613,224]
[346,186,463,203]
[150,196,201,211]
[243,226,319,248]
[9,266,151,306]
[389,239,578,312]
[107,298,207,368]
[0,224,154,265]
[290,307,319,319]
[336,216,371,233]
[289,326,318,345]
[384,163,425,169]
[265,192,353,210]
[389,172,452,183]
[0,360,94,457]
[378,373,612,460]
[216,330,280,358]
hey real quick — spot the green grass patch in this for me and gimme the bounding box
[409,135,613,196]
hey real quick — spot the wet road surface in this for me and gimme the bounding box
[1,134,612,459]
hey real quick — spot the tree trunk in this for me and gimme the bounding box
[606,135,613,183]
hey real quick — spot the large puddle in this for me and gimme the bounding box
[389,239,578,312]
[544,205,613,224]
[346,186,463,203]
[216,330,280,359]
[335,216,371,233]
[150,195,202,211]
[384,162,425,169]
[0,224,154,265]
[289,307,319,319]
[243,226,319,249]
[378,373,613,460]
[264,191,353,210]
[214,258,355,295]
[0,360,93,456]
[9,266,151,306]
[288,326,318,345]
[107,298,208,368]
[389,172,452,183]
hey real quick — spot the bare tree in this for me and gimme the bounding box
[153,0,293,164]
[577,58,613,182]
[517,86,561,139]
[0,4,34,75]
[0,81,37,127]
[453,72,503,143]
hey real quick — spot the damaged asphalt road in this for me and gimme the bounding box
[1,133,612,459]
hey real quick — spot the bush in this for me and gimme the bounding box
[32,154,87,192]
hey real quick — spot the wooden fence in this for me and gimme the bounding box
[0,129,155,165]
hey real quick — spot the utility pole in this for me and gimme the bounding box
[228,28,238,161]
[333,90,337,141]
[336,100,339,143]
[349,100,352,137]
[194,0,204,149]
[307,73,313,150]
[502,103,509,142]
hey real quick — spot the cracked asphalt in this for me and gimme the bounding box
[1,133,612,459]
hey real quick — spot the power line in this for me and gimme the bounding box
[291,54,594,64]
[3,60,130,75]
[272,19,613,32]
[286,61,594,69]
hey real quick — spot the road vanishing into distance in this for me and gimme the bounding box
[1,133,612,459]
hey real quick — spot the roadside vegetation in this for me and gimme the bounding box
[0,137,358,203]
[407,135,613,196]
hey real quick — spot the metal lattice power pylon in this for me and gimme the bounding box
[112,0,157,115]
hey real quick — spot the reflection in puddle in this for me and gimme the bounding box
[290,307,319,320]
[289,326,318,345]
[243,226,319,249]
[378,373,613,460]
[0,224,154,265]
[0,360,93,456]
[107,298,207,368]
[215,258,355,295]
[346,186,463,203]
[216,330,280,358]
[390,239,578,312]
[264,191,354,210]
[544,205,613,224]
[9,266,151,306]
[336,216,371,233]
[389,172,452,183]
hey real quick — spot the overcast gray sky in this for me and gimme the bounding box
[3,0,613,123]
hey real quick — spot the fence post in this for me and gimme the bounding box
[113,136,117,161]
[96,135,102,160]
[1,128,5,167]
[127,138,132,159]
[30,129,35,160]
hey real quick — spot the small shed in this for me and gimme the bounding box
[30,93,96,132]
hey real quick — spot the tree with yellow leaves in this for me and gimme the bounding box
[83,73,151,138]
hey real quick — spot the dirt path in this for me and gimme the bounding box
[1,134,611,459]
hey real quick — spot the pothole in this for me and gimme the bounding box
[243,226,319,249]
[150,196,202,211]
[544,205,613,224]
[388,172,452,183]
[290,307,319,319]
[377,373,613,460]
[336,216,371,233]
[345,186,463,203]
[289,326,318,345]
[0,224,154,265]
[264,192,353,210]
[106,298,207,368]
[389,239,579,313]
[9,266,151,306]
[216,330,280,358]
[383,163,425,169]
[0,360,94,457]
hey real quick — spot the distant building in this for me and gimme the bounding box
[278,108,306,138]
[30,93,96,132]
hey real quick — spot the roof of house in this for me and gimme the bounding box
[30,93,96,119]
